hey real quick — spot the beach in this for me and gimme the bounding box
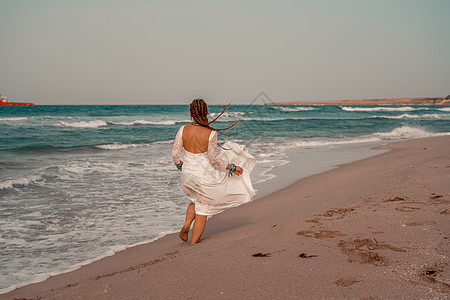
[3,135,449,299]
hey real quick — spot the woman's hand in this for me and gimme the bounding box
[228,164,243,176]
[234,165,243,176]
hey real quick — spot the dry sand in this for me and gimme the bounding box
[3,136,449,300]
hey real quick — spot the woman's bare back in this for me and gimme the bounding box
[182,124,212,154]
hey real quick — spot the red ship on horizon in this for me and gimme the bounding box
[0,95,35,106]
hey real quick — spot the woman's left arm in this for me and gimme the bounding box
[207,131,243,175]
[207,131,229,171]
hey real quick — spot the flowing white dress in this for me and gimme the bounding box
[172,125,256,216]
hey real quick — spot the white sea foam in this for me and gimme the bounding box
[61,161,125,174]
[340,106,423,112]
[240,116,308,122]
[111,119,182,126]
[210,111,245,118]
[273,106,316,112]
[0,173,44,190]
[252,159,289,185]
[0,117,28,121]
[56,120,108,128]
[61,165,87,174]
[153,140,173,145]
[439,107,450,112]
[373,113,441,119]
[290,137,381,148]
[373,126,434,138]
[96,143,141,150]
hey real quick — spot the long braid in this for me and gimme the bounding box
[190,99,239,135]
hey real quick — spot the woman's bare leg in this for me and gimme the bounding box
[179,203,195,241]
[191,214,207,245]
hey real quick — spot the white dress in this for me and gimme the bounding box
[172,125,256,216]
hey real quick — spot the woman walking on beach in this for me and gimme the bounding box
[172,99,255,245]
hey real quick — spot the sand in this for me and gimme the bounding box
[3,136,449,299]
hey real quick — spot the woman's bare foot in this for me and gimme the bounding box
[179,226,189,241]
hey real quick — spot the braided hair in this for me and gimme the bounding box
[189,99,239,135]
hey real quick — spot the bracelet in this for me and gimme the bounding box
[228,163,235,173]
[176,161,183,171]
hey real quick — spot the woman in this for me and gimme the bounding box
[172,99,255,245]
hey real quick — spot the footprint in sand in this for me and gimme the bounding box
[333,277,361,287]
[440,209,450,215]
[418,265,450,292]
[297,229,346,239]
[304,218,321,224]
[94,250,179,280]
[406,221,436,226]
[353,231,383,237]
[338,238,405,266]
[396,206,421,212]
[383,196,406,202]
[429,194,443,200]
[319,208,355,218]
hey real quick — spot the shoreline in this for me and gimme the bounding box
[253,142,388,199]
[3,136,449,299]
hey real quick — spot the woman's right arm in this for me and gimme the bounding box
[171,127,183,166]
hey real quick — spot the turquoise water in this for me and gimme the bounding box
[1,104,449,293]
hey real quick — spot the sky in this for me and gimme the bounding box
[0,0,449,105]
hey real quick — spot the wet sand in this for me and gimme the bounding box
[3,136,449,299]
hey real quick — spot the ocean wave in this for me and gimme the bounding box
[210,111,245,117]
[372,113,441,119]
[340,106,425,112]
[95,143,141,150]
[0,173,44,190]
[439,107,450,112]
[372,126,436,138]
[110,119,182,126]
[233,116,309,122]
[209,112,246,121]
[56,120,108,128]
[271,106,316,112]
[290,137,381,148]
[0,117,28,121]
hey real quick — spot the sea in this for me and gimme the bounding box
[1,104,449,293]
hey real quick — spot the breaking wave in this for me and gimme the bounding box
[287,137,381,148]
[95,143,141,150]
[372,113,441,119]
[0,117,28,121]
[56,120,108,128]
[110,119,182,126]
[372,126,438,139]
[0,173,44,190]
[271,106,316,112]
[340,106,425,112]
